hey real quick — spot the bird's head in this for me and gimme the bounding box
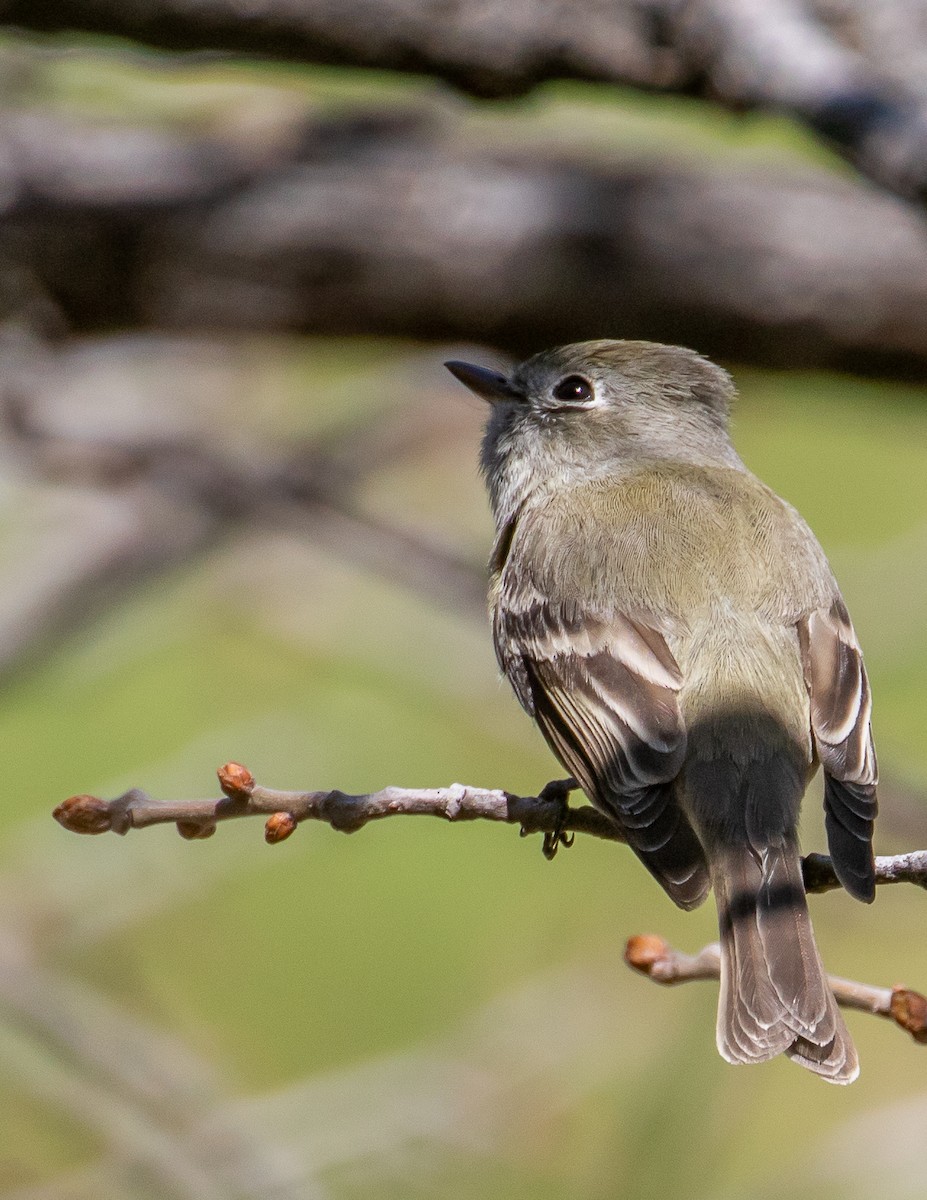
[446,339,739,521]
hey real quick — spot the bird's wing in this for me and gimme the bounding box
[798,598,877,902]
[495,600,709,909]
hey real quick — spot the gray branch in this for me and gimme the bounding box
[52,763,927,894]
[624,934,927,1044]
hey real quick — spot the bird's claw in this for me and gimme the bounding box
[538,777,578,860]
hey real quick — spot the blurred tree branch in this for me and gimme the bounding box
[5,106,927,374]
[0,343,485,677]
[6,0,927,202]
[0,927,330,1200]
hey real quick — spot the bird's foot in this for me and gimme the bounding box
[538,777,578,860]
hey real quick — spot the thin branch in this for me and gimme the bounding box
[803,850,927,894]
[624,934,927,1045]
[52,763,927,891]
[52,766,613,860]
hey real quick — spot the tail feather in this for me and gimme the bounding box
[713,840,858,1084]
[786,1033,855,1081]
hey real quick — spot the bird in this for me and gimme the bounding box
[445,339,877,1083]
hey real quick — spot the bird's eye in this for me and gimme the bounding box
[552,375,593,403]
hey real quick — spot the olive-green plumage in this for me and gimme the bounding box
[447,339,878,1084]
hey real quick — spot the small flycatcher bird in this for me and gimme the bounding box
[446,340,877,1083]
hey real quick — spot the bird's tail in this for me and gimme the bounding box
[711,838,858,1084]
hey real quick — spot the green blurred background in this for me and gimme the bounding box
[0,36,925,1200]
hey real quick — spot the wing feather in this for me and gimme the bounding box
[798,599,877,902]
[497,600,709,909]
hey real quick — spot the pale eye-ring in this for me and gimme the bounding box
[552,375,593,403]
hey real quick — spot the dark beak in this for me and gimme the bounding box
[444,360,523,404]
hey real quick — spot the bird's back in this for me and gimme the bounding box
[502,462,836,623]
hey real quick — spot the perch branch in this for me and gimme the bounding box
[53,763,927,891]
[624,934,927,1045]
[53,765,611,859]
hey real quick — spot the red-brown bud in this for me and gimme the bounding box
[265,812,298,844]
[53,795,112,835]
[624,934,669,974]
[217,762,254,798]
[177,820,217,840]
[890,987,927,1044]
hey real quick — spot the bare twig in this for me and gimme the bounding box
[53,763,927,893]
[624,934,927,1045]
[52,765,615,854]
[802,850,927,894]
